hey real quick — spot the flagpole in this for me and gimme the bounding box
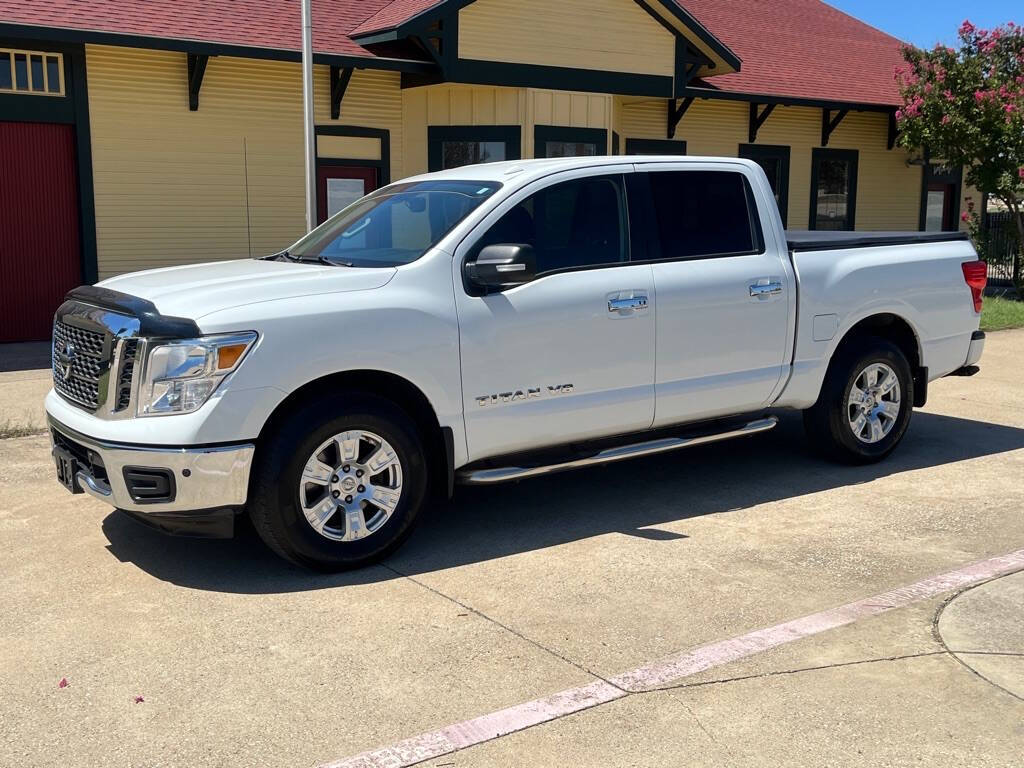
[300,0,317,233]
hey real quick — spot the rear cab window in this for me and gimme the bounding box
[640,169,765,261]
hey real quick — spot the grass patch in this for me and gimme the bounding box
[981,295,1024,332]
[0,421,46,440]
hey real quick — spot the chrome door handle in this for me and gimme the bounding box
[608,296,648,313]
[749,282,783,297]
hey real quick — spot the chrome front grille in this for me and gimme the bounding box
[53,320,108,409]
[52,303,142,417]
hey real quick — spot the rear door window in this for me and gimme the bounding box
[645,171,763,260]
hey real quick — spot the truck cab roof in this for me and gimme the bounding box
[400,155,763,187]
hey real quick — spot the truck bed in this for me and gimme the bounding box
[786,230,969,252]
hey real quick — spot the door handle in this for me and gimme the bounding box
[749,282,783,298]
[608,296,648,313]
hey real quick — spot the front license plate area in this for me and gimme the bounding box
[53,447,83,494]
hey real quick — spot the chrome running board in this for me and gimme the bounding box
[458,416,778,485]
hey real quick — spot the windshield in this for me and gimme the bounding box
[287,180,501,267]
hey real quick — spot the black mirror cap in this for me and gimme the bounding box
[466,244,537,288]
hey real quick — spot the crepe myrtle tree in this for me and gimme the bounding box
[896,20,1024,293]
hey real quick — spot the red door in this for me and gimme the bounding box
[317,165,379,224]
[0,122,81,342]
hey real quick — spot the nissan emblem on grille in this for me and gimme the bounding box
[56,342,77,381]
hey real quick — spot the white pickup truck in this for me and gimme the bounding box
[46,156,988,570]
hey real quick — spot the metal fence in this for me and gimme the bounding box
[983,211,1021,286]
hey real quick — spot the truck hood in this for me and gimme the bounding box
[98,259,396,320]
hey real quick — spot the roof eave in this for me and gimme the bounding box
[682,84,899,112]
[0,21,440,73]
[648,1,741,72]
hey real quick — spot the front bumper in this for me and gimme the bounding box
[48,417,254,534]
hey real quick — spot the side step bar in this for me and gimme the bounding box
[458,416,778,486]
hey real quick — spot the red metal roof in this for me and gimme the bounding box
[0,0,906,105]
[352,0,444,37]
[0,0,396,59]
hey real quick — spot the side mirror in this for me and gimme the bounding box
[466,244,536,289]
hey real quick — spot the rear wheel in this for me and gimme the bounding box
[249,393,429,571]
[803,337,914,464]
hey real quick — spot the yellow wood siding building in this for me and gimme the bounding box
[83,43,929,279]
[2,0,967,340]
[86,45,404,279]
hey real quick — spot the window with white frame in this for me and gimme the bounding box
[0,49,64,96]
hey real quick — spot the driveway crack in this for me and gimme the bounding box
[382,564,625,692]
[639,650,950,694]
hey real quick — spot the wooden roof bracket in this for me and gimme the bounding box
[748,103,776,143]
[330,66,354,120]
[821,107,849,146]
[887,110,900,150]
[187,53,210,111]
[668,96,695,139]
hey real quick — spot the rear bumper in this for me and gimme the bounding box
[964,330,985,367]
[48,416,253,536]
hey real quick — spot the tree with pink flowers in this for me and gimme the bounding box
[896,20,1024,290]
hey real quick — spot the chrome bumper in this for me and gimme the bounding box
[48,417,254,515]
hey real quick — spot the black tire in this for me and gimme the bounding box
[249,393,429,571]
[803,337,914,464]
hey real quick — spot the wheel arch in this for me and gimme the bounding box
[829,312,927,407]
[257,369,455,498]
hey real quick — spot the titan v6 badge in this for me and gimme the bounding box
[476,384,574,407]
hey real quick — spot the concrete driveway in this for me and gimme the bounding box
[2,331,1023,767]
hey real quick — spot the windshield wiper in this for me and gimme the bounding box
[300,255,355,267]
[262,250,300,262]
[264,250,354,267]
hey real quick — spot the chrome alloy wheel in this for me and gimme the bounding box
[847,362,901,444]
[298,430,403,542]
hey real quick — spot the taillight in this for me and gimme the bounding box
[962,261,987,313]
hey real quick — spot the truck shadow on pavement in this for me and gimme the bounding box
[101,410,1024,593]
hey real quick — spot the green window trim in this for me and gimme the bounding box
[534,126,608,159]
[428,125,521,172]
[624,138,688,156]
[739,144,790,228]
[809,148,858,231]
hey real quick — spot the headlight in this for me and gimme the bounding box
[137,332,257,417]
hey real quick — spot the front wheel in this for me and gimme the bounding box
[803,338,914,464]
[249,393,429,571]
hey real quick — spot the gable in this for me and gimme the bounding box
[458,0,676,78]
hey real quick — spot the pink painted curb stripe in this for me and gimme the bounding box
[611,548,1024,691]
[321,549,1024,768]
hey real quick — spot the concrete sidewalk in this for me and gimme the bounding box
[939,570,1024,701]
[0,342,50,436]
